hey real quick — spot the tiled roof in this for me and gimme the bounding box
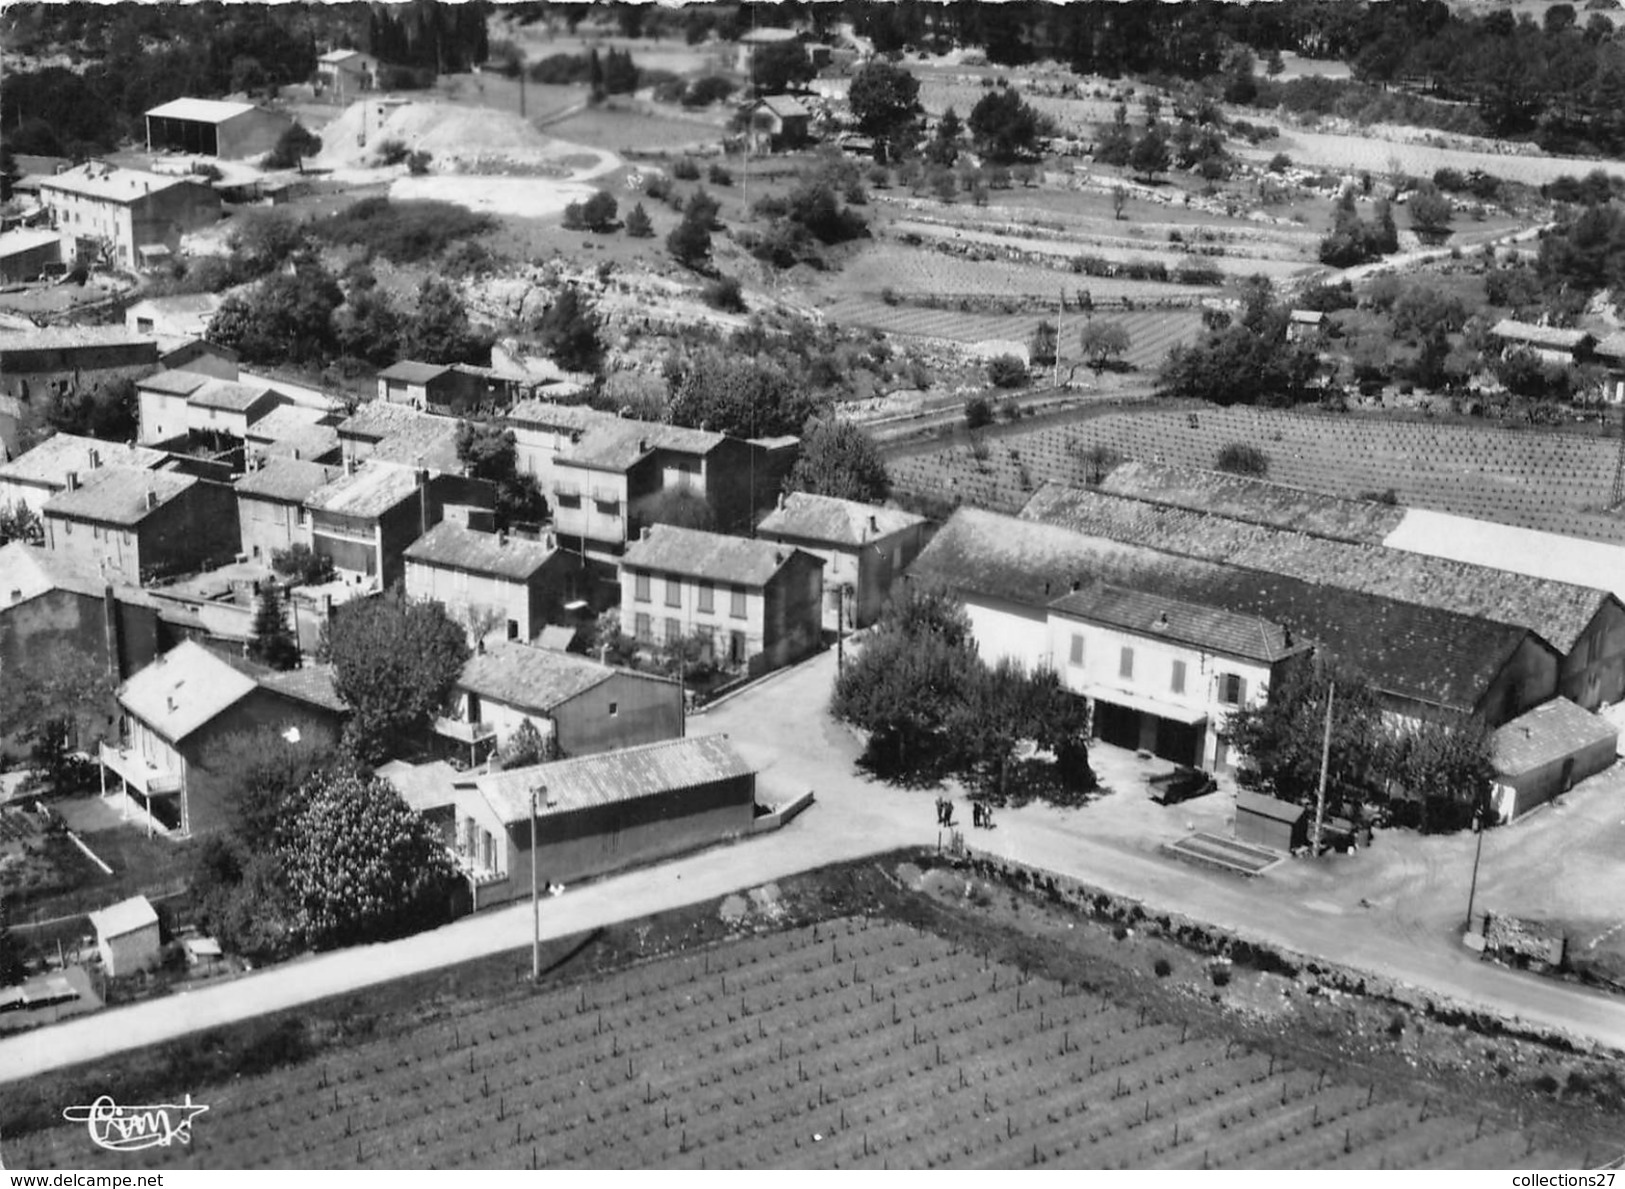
[753,95,812,119]
[1049,584,1299,664]
[405,522,557,581]
[190,380,276,413]
[339,403,462,471]
[1596,330,1625,361]
[472,734,754,825]
[909,508,1542,713]
[0,228,63,257]
[1288,309,1324,324]
[0,540,153,606]
[622,524,821,587]
[0,324,158,352]
[756,492,925,548]
[128,293,223,319]
[137,369,213,398]
[305,463,421,519]
[562,420,726,473]
[42,466,196,526]
[1384,509,1625,607]
[339,400,443,441]
[1022,481,1607,654]
[145,98,258,123]
[259,664,348,714]
[0,433,168,490]
[88,895,159,939]
[262,424,341,462]
[244,404,332,443]
[1096,462,1404,543]
[378,361,453,384]
[236,458,336,504]
[1489,319,1591,352]
[377,758,460,813]
[1492,697,1617,777]
[456,642,617,712]
[119,640,258,742]
[38,163,196,204]
[319,49,368,64]
[505,400,614,433]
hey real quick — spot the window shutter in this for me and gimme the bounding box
[1235,676,1247,705]
[1069,634,1085,666]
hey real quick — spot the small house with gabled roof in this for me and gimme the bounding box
[235,456,335,563]
[755,492,930,629]
[42,466,240,584]
[404,522,583,645]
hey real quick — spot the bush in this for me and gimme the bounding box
[310,198,494,265]
[1153,958,1172,978]
[375,138,411,167]
[1267,152,1292,173]
[624,202,654,238]
[1210,966,1231,987]
[1215,441,1270,477]
[702,275,745,312]
[707,162,733,186]
[964,395,994,429]
[682,76,735,108]
[672,157,701,180]
[261,122,321,171]
[406,151,432,176]
[987,354,1028,388]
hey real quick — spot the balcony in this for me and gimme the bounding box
[311,520,378,545]
[433,716,497,746]
[99,743,182,796]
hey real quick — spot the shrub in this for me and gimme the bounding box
[1153,958,1172,978]
[987,354,1028,388]
[682,76,735,108]
[673,157,701,180]
[262,122,322,171]
[964,395,994,429]
[707,162,733,186]
[375,138,411,167]
[406,151,432,176]
[702,275,745,313]
[1210,966,1231,987]
[1215,441,1270,477]
[1267,152,1292,173]
[624,202,654,238]
[1112,924,1129,941]
[310,198,494,265]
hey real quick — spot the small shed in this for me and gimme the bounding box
[1490,697,1617,822]
[1286,309,1324,343]
[88,895,161,978]
[1234,791,1308,852]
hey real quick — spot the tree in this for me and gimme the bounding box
[1387,714,1495,833]
[928,106,962,166]
[322,588,471,764]
[848,58,920,143]
[0,896,27,986]
[282,769,458,948]
[211,267,343,366]
[1079,320,1132,374]
[496,717,553,769]
[455,419,548,527]
[988,354,1028,388]
[666,208,712,270]
[0,499,42,546]
[1410,187,1455,245]
[535,285,602,374]
[331,287,403,367]
[249,582,300,671]
[0,647,113,795]
[272,542,335,586]
[967,87,1044,163]
[1029,319,1058,368]
[624,202,654,238]
[402,277,488,366]
[199,723,339,851]
[262,121,322,170]
[667,350,821,439]
[581,189,618,233]
[750,38,815,95]
[1129,127,1171,181]
[786,416,891,503]
[1111,185,1128,221]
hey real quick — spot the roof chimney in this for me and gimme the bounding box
[1070,579,1081,594]
[498,530,509,546]
[641,525,651,541]
[292,448,301,461]
[146,489,160,510]
[344,455,356,475]
[88,448,101,469]
[166,695,176,712]
[65,471,80,491]
[869,514,879,534]
[1154,611,1170,631]
[638,437,648,453]
[777,491,786,511]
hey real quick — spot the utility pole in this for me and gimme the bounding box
[1464,804,1487,933]
[530,784,544,981]
[1310,680,1334,855]
[836,585,845,673]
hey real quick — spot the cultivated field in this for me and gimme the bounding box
[887,404,1625,543]
[4,914,1588,1171]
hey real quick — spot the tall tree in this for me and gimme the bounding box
[0,647,113,795]
[199,723,339,851]
[321,588,471,764]
[787,417,891,504]
[454,419,548,527]
[847,59,922,144]
[248,582,301,671]
[402,277,488,366]
[535,285,603,374]
[1079,320,1132,374]
[967,87,1044,163]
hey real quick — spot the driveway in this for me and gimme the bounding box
[5,645,1625,1085]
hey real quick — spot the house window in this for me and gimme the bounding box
[665,577,681,608]
[1218,674,1246,705]
[634,612,651,642]
[1171,660,1187,695]
[1119,646,1134,680]
[666,617,681,645]
[1069,634,1085,667]
[698,581,714,613]
[634,572,650,603]
[730,585,747,618]
[608,701,618,717]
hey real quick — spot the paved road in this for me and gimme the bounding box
[5,646,1625,1085]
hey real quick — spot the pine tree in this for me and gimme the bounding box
[624,202,654,238]
[249,583,301,671]
[0,895,26,986]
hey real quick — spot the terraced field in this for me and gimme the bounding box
[888,405,1625,543]
[5,917,1585,1170]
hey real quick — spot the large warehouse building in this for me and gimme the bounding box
[145,99,296,160]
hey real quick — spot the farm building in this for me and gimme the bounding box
[1488,319,1593,368]
[88,895,161,978]
[1021,481,1625,714]
[446,734,757,910]
[42,467,240,586]
[0,325,161,408]
[741,95,812,152]
[1489,697,1617,823]
[907,507,1560,727]
[315,49,380,101]
[1285,309,1324,343]
[1234,792,1307,853]
[755,492,930,630]
[145,98,296,160]
[1048,584,1309,771]
[37,164,220,270]
[620,524,825,676]
[404,522,586,645]
[434,641,682,766]
[102,640,345,836]
[0,228,64,283]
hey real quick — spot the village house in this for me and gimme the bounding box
[755,492,930,630]
[243,404,342,465]
[741,94,813,152]
[441,734,756,910]
[158,337,240,382]
[376,361,464,410]
[38,163,221,269]
[314,49,380,101]
[136,369,283,446]
[144,98,297,160]
[0,325,161,410]
[1488,319,1594,368]
[124,293,224,354]
[0,228,64,284]
[619,524,825,675]
[504,400,617,489]
[433,641,683,767]
[100,640,345,836]
[42,467,240,585]
[0,432,171,514]
[235,457,335,564]
[403,522,584,644]
[303,460,487,589]
[1285,309,1325,344]
[1048,584,1309,771]
[336,401,464,474]
[1489,697,1619,822]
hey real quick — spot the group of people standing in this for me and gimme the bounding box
[935,798,996,830]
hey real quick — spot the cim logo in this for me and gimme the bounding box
[63,1095,210,1152]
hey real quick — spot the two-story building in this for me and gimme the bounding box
[243,404,342,465]
[337,401,464,474]
[0,432,171,515]
[303,461,433,589]
[42,467,240,584]
[755,492,930,630]
[315,49,380,101]
[235,457,335,564]
[619,524,824,675]
[432,641,683,766]
[0,325,161,410]
[135,368,282,446]
[403,522,583,644]
[504,399,618,488]
[100,640,345,836]
[1048,584,1309,770]
[38,163,221,269]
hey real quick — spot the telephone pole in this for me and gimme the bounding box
[1310,681,1335,855]
[530,784,545,981]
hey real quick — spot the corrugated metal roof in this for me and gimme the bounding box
[622,524,821,587]
[0,432,168,489]
[305,462,422,519]
[236,458,335,504]
[145,98,258,123]
[756,492,924,548]
[472,734,754,824]
[1049,584,1299,664]
[88,895,159,939]
[42,466,196,526]
[1492,697,1617,777]
[405,522,557,581]
[119,640,258,743]
[456,642,617,711]
[0,228,63,257]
